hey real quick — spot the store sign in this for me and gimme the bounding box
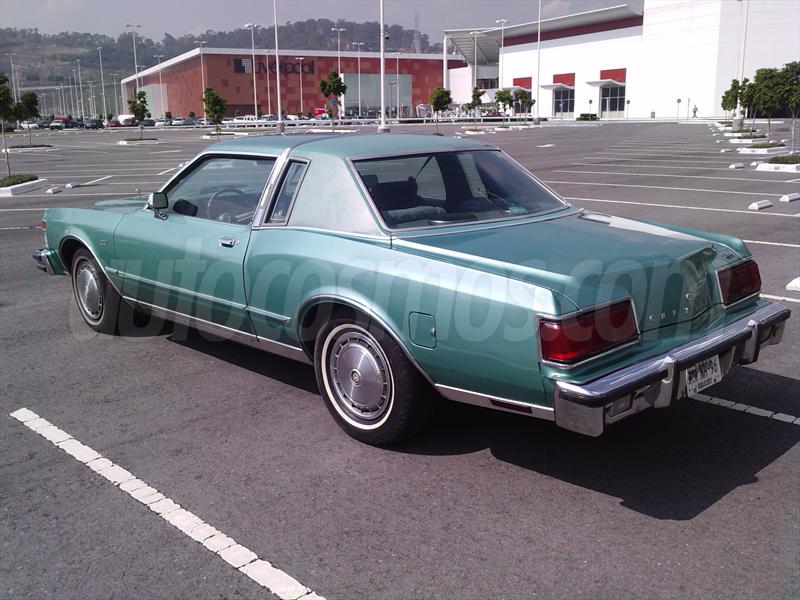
[234,58,315,76]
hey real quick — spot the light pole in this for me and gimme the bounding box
[87,81,94,116]
[378,0,388,132]
[352,42,364,117]
[626,98,630,119]
[264,46,272,115]
[195,41,207,122]
[4,54,17,100]
[97,47,108,120]
[244,23,260,119]
[76,59,85,119]
[676,98,681,121]
[294,57,305,115]
[154,55,165,118]
[736,0,750,116]
[125,24,142,88]
[468,31,480,90]
[331,27,346,116]
[273,0,283,131]
[390,80,397,118]
[68,73,76,115]
[41,93,47,117]
[111,74,119,115]
[535,0,542,120]
[495,18,508,87]
[393,51,401,118]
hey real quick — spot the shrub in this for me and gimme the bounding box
[768,154,800,164]
[10,143,52,148]
[750,142,785,148]
[577,113,598,121]
[123,137,158,142]
[0,173,37,187]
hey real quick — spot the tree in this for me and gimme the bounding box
[127,90,148,140]
[777,61,800,151]
[720,79,739,117]
[513,89,532,114]
[14,92,39,147]
[188,110,196,118]
[165,111,172,120]
[464,87,484,127]
[495,88,514,123]
[429,86,452,134]
[319,70,347,126]
[0,73,13,176]
[752,67,782,142]
[203,87,227,140]
[739,78,756,130]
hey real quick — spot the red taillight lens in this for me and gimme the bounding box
[540,300,639,364]
[718,260,761,306]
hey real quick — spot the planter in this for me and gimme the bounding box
[2,147,57,153]
[728,138,757,144]
[0,178,48,196]
[723,131,761,137]
[737,146,790,155]
[756,162,800,172]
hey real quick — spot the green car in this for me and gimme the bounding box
[33,134,790,445]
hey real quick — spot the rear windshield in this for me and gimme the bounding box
[353,150,566,229]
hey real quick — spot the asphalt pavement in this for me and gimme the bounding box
[1,120,798,599]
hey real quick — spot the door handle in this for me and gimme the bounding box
[218,237,237,248]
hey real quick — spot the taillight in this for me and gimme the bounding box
[717,260,761,306]
[540,300,639,365]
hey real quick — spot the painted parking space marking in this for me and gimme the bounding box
[761,293,799,303]
[8,407,324,600]
[743,239,800,248]
[545,180,782,197]
[84,175,113,185]
[581,156,736,166]
[562,196,799,218]
[691,393,800,423]
[158,167,177,175]
[554,169,799,184]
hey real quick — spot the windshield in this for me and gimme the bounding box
[353,150,566,229]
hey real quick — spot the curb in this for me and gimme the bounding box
[0,178,49,196]
[117,140,161,145]
[747,199,773,211]
[755,162,800,173]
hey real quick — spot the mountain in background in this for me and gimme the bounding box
[0,19,442,90]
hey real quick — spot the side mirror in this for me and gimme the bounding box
[148,191,168,220]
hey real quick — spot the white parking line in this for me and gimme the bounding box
[158,167,177,175]
[546,180,781,197]
[691,393,800,422]
[568,161,765,173]
[554,169,798,184]
[743,239,800,248]
[581,156,734,166]
[85,175,113,185]
[761,293,800,303]
[563,196,799,218]
[8,408,324,600]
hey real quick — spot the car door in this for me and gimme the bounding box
[114,154,276,335]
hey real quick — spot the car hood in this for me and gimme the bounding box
[392,211,744,330]
[92,197,147,213]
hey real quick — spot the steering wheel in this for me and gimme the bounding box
[216,212,236,223]
[207,187,248,219]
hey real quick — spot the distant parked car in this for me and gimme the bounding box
[141,118,156,127]
[171,116,188,126]
[106,119,122,128]
[121,118,136,127]
[49,120,65,130]
[83,118,104,129]
[19,121,39,130]
[154,119,171,127]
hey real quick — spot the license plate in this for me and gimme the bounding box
[685,355,722,396]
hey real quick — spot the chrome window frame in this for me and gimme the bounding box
[536,296,642,370]
[260,158,311,227]
[345,148,571,234]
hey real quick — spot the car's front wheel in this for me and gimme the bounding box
[314,316,434,446]
[70,249,122,334]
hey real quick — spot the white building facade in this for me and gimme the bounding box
[444,0,800,119]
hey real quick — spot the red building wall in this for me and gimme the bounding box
[127,53,453,118]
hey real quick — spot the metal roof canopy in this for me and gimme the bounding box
[443,29,499,66]
[586,79,626,87]
[540,83,575,91]
[476,4,643,43]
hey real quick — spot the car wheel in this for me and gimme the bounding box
[314,316,434,446]
[70,249,122,334]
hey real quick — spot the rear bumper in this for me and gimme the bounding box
[553,301,791,436]
[33,248,60,275]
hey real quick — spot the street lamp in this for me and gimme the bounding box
[294,57,305,115]
[76,59,85,119]
[154,55,165,118]
[244,23,260,119]
[676,98,682,121]
[195,41,208,122]
[468,31,481,90]
[4,53,17,100]
[390,80,397,118]
[393,51,401,119]
[263,46,272,115]
[352,42,364,117]
[495,18,508,87]
[272,0,283,131]
[626,98,630,119]
[87,81,95,116]
[331,27,346,74]
[97,47,108,121]
[377,0,388,132]
[111,74,119,115]
[68,73,76,115]
[40,92,47,117]
[125,24,142,88]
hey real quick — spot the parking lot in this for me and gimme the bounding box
[2,121,798,599]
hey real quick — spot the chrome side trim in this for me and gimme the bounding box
[435,384,555,421]
[118,271,248,310]
[247,305,292,323]
[127,297,311,364]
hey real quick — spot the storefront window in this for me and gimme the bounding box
[553,89,574,115]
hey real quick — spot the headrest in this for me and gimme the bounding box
[370,177,419,211]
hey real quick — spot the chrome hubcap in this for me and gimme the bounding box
[75,261,103,321]
[328,329,392,422]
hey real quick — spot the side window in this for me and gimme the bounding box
[268,161,306,224]
[166,156,275,224]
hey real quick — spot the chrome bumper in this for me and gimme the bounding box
[553,301,791,437]
[33,248,57,274]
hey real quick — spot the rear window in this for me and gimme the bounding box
[354,150,565,229]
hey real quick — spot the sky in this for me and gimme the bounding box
[1,0,644,42]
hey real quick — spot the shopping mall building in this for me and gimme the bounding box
[122,0,798,121]
[445,0,799,119]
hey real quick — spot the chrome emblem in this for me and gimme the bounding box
[723,251,735,260]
